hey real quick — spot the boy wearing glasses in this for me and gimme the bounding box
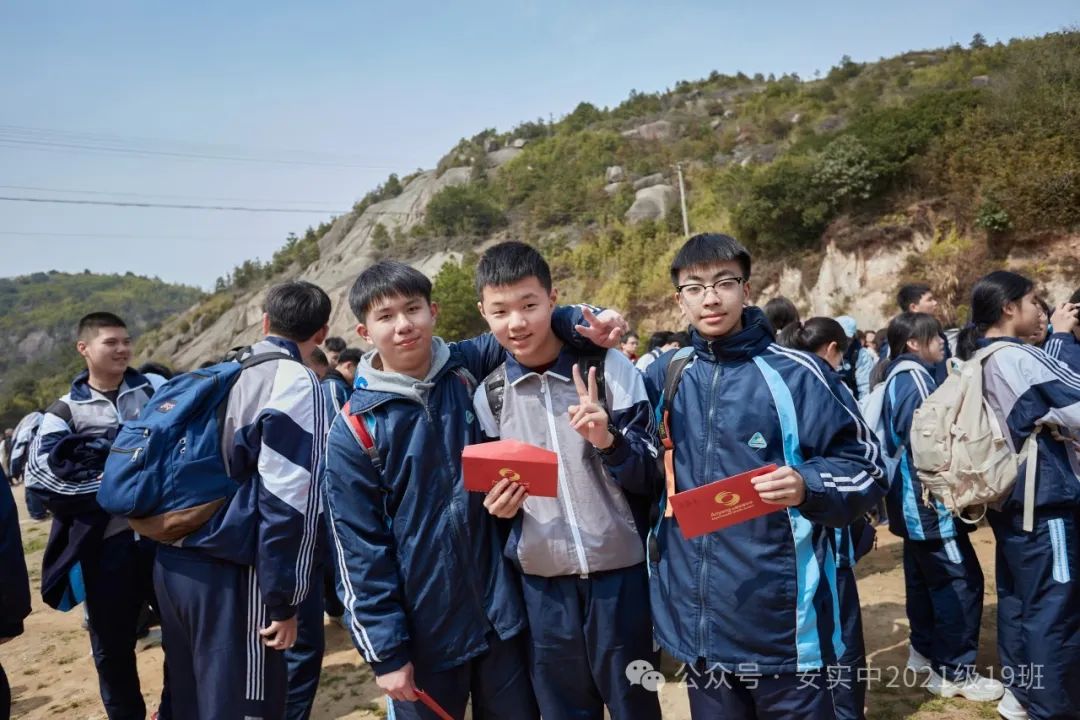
[644,233,887,719]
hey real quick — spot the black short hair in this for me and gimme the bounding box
[670,233,751,286]
[137,362,173,380]
[1071,287,1080,305]
[324,336,347,353]
[897,283,932,312]
[349,260,432,322]
[78,311,127,341]
[646,331,672,352]
[337,348,364,365]
[671,331,691,347]
[475,241,552,297]
[762,297,800,333]
[264,281,331,342]
[309,347,329,368]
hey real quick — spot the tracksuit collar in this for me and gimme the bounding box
[888,352,936,374]
[504,344,579,385]
[977,336,1023,348]
[69,368,150,403]
[691,306,775,363]
[260,335,304,361]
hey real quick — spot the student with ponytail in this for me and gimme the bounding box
[878,313,1003,703]
[781,317,871,720]
[956,271,1080,720]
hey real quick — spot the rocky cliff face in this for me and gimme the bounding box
[165,167,476,367]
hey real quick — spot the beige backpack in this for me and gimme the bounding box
[910,343,1041,532]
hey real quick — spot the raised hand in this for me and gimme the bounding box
[1051,302,1080,335]
[568,364,614,449]
[574,307,629,349]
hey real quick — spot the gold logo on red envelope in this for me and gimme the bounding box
[714,491,740,507]
[499,468,521,482]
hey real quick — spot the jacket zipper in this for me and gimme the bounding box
[423,398,490,630]
[542,375,591,576]
[696,361,722,655]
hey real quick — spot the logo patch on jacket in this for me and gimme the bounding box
[465,410,475,425]
[748,432,767,449]
[157,401,176,413]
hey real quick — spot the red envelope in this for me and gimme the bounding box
[462,440,559,498]
[668,464,781,539]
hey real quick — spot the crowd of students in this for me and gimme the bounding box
[0,232,1078,720]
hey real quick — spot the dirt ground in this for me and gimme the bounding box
[5,483,1005,719]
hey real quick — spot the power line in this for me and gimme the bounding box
[0,195,350,214]
[0,183,353,206]
[0,230,238,241]
[0,137,397,170]
[0,124,399,169]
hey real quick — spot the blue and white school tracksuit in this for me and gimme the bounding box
[154,338,325,720]
[979,338,1080,720]
[882,355,985,681]
[644,310,887,720]
[281,373,354,720]
[26,369,157,719]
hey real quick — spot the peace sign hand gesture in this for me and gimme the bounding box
[568,364,614,450]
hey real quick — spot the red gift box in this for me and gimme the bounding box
[462,440,559,498]
[668,464,782,539]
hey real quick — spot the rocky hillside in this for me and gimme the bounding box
[0,272,203,425]
[139,29,1080,368]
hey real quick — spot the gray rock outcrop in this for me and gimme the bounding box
[625,184,678,224]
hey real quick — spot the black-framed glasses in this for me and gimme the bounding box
[676,277,745,303]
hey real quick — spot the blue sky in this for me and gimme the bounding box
[1,1,1076,289]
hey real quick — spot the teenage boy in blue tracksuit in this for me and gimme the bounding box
[644,234,887,720]
[1,476,31,718]
[801,343,873,720]
[473,242,663,720]
[975,301,1080,720]
[154,281,329,720]
[25,312,159,720]
[282,347,366,720]
[881,343,1001,701]
[323,260,627,720]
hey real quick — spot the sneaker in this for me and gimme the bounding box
[927,670,1005,702]
[996,688,1029,720]
[906,645,932,673]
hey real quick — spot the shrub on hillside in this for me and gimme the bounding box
[425,183,506,236]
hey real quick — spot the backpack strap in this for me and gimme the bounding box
[658,347,695,518]
[450,366,478,395]
[575,352,608,411]
[484,364,508,428]
[1022,427,1040,533]
[340,400,384,476]
[968,342,1045,532]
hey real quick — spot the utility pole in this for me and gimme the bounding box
[676,163,690,239]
